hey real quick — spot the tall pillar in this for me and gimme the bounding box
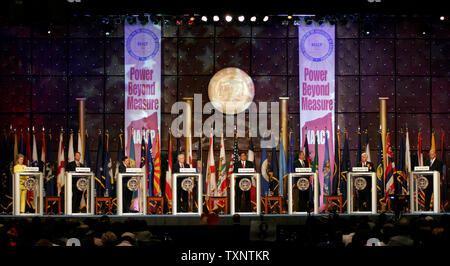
[76,98,86,163]
[379,97,388,168]
[279,97,289,157]
[183,97,193,165]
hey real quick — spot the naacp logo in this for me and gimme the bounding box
[300,29,334,62]
[296,177,310,191]
[127,177,139,191]
[24,177,36,191]
[76,177,88,192]
[354,177,367,191]
[126,28,159,61]
[239,178,252,191]
[181,178,194,192]
[417,176,429,190]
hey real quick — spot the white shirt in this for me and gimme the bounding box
[430,158,435,166]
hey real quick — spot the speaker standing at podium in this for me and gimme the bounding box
[66,152,86,212]
[118,157,134,213]
[13,154,28,213]
[424,150,443,211]
[173,153,191,212]
[234,152,254,212]
[356,153,375,211]
[292,151,310,212]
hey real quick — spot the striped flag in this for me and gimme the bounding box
[56,131,65,196]
[166,130,173,208]
[322,130,331,204]
[153,130,161,197]
[187,136,193,168]
[365,130,371,162]
[441,130,448,211]
[77,131,83,163]
[227,130,239,190]
[249,136,257,206]
[417,131,426,209]
[217,133,227,207]
[405,130,411,187]
[396,132,408,195]
[205,132,216,201]
[332,130,341,196]
[340,132,350,207]
[68,132,74,163]
[27,131,39,209]
[41,130,46,176]
[384,132,395,201]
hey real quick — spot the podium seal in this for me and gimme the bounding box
[181,178,194,192]
[296,177,310,191]
[127,177,139,191]
[76,177,88,192]
[417,176,429,190]
[24,177,36,191]
[239,178,252,191]
[354,177,367,191]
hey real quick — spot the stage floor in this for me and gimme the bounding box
[1,212,449,226]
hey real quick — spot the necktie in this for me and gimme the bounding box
[301,160,304,167]
[181,163,183,168]
[77,161,80,167]
[242,161,245,168]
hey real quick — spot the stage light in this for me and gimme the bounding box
[201,16,208,22]
[190,16,195,22]
[47,30,51,34]
[250,16,257,22]
[238,15,245,22]
[287,15,293,20]
[213,15,219,22]
[225,15,232,22]
[263,16,269,22]
[440,16,445,21]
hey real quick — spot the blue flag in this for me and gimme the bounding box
[288,132,295,174]
[278,135,287,196]
[323,131,331,204]
[260,138,270,197]
[270,138,279,196]
[331,131,340,196]
[396,133,408,195]
[95,134,104,196]
[340,133,350,206]
[376,132,385,200]
[103,134,113,196]
[146,132,154,197]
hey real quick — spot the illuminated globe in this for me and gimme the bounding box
[208,67,255,114]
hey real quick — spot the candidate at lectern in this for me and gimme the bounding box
[173,153,193,212]
[13,154,28,213]
[66,152,87,213]
[292,151,311,212]
[233,151,254,212]
[423,150,443,211]
[355,153,375,211]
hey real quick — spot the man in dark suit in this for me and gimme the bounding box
[66,152,87,212]
[355,153,375,211]
[292,151,311,212]
[424,149,443,210]
[233,151,254,212]
[118,157,134,213]
[173,153,192,212]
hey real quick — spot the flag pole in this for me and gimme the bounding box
[379,97,388,169]
[76,98,86,163]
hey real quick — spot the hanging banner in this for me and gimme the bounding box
[124,19,161,162]
[298,24,335,209]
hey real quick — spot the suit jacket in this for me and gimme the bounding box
[356,161,375,172]
[66,160,85,172]
[172,162,191,174]
[118,162,127,173]
[293,159,310,169]
[234,160,254,173]
[427,158,443,174]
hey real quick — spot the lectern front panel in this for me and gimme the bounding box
[230,173,261,215]
[172,173,202,215]
[287,172,319,214]
[13,172,44,215]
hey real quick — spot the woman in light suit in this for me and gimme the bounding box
[13,154,27,213]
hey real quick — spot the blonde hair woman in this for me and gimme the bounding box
[13,154,27,213]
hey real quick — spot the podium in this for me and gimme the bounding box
[13,168,44,215]
[172,173,202,215]
[230,172,261,215]
[410,170,440,213]
[116,171,147,215]
[347,171,377,214]
[65,172,95,215]
[287,172,319,214]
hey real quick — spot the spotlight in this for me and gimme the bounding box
[190,16,195,22]
[238,15,245,22]
[263,16,269,22]
[47,30,51,34]
[287,15,293,20]
[105,31,110,36]
[201,16,208,22]
[225,15,232,22]
[250,16,257,22]
[127,16,137,25]
[213,15,219,22]
[440,16,445,21]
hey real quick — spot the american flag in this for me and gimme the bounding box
[226,131,239,191]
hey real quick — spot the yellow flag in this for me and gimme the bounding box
[431,131,436,151]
